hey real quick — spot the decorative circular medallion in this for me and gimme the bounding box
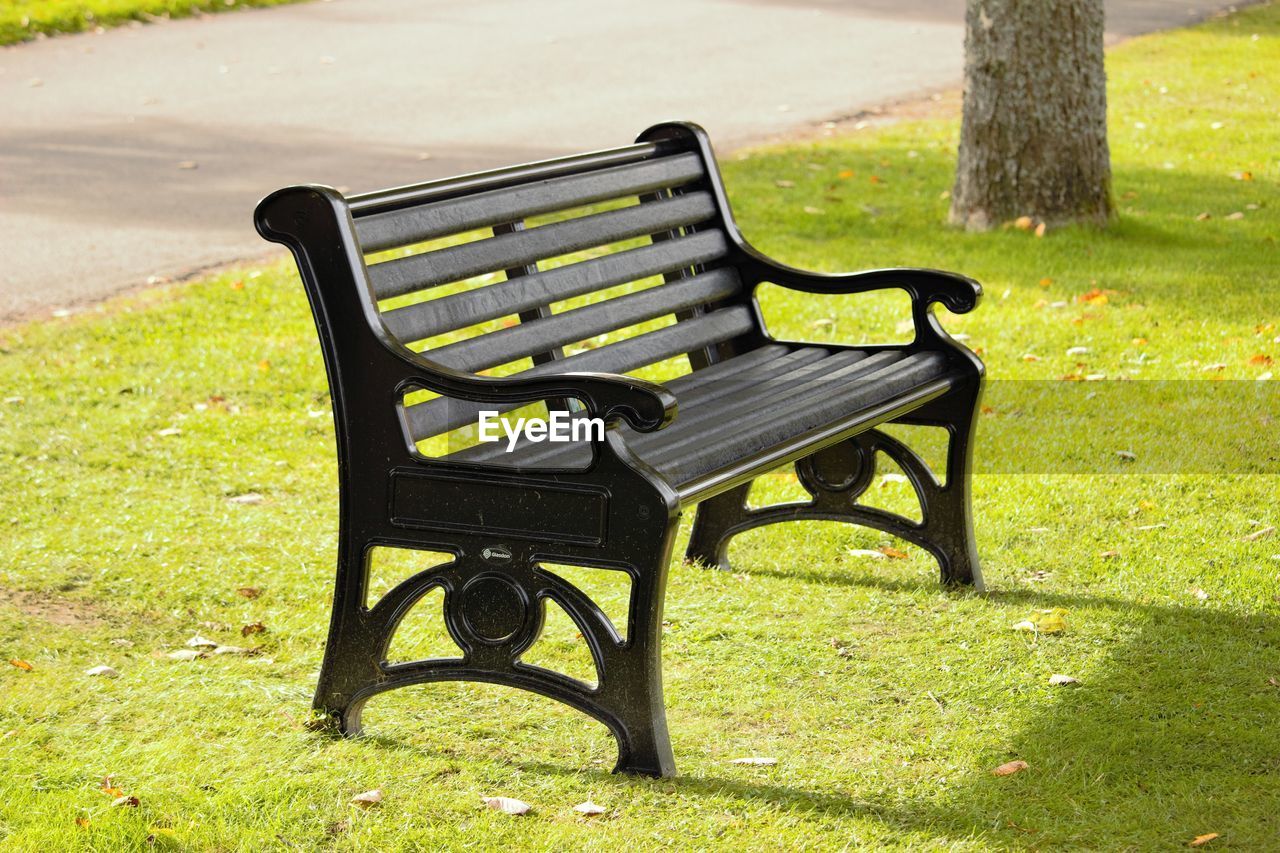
[809,441,867,492]
[460,574,528,644]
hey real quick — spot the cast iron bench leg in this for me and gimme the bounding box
[311,517,680,777]
[682,378,984,591]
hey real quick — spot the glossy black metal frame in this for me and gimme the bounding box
[254,121,984,778]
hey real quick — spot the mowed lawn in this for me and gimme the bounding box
[1,4,1277,849]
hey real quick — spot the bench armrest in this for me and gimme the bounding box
[749,258,982,315]
[743,254,982,349]
[390,349,678,433]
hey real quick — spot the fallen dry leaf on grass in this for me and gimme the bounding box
[241,621,267,637]
[100,777,125,797]
[212,645,254,656]
[186,635,218,649]
[1189,833,1220,847]
[227,493,264,505]
[483,796,531,815]
[992,759,1029,776]
[877,546,909,560]
[85,665,119,678]
[236,587,261,599]
[848,549,889,560]
[167,649,203,661]
[75,817,90,828]
[1013,608,1068,634]
[1240,526,1275,542]
[730,756,778,766]
[112,795,140,808]
[573,801,606,815]
[351,789,383,808]
[1048,674,1080,686]
[8,659,32,671]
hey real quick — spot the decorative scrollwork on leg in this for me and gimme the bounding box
[313,524,680,777]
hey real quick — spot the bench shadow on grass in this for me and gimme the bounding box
[673,562,1280,845]
[347,558,1280,846]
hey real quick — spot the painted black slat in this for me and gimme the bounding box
[382,230,727,342]
[368,191,716,299]
[355,154,705,253]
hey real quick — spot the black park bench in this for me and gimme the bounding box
[255,121,985,777]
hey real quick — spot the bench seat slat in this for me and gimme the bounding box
[355,153,705,253]
[430,268,740,373]
[442,349,952,484]
[404,304,755,439]
[382,230,728,343]
[635,351,908,457]
[458,345,822,466]
[653,352,950,483]
[368,191,718,299]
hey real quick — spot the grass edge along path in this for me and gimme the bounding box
[0,0,309,47]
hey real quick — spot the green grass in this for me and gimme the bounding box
[0,0,307,46]
[2,4,1278,849]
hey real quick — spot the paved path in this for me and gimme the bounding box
[0,0,1242,321]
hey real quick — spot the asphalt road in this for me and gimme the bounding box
[0,0,1244,321]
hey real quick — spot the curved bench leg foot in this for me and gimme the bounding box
[612,704,675,777]
[606,523,679,777]
[685,482,751,570]
[312,532,382,736]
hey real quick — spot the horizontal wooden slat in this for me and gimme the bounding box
[430,268,741,373]
[404,305,755,439]
[347,141,666,216]
[446,349,954,485]
[638,351,896,457]
[355,154,705,253]
[457,345,803,465]
[369,191,717,299]
[654,353,950,482]
[382,230,728,343]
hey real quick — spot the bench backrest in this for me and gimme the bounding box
[342,124,758,441]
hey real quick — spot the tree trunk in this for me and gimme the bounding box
[949,0,1114,230]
